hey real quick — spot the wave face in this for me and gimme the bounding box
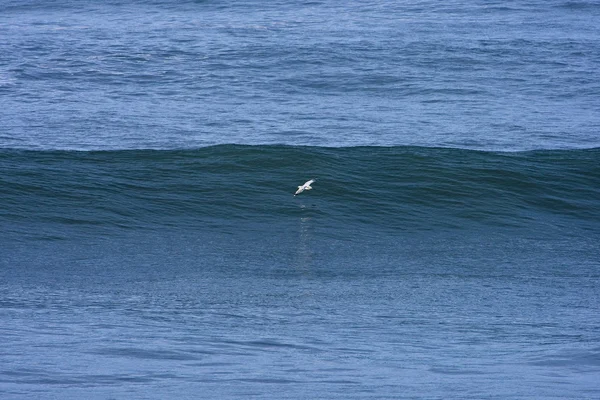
[2,148,599,400]
[2,145,598,241]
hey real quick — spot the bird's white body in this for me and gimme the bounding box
[294,179,315,196]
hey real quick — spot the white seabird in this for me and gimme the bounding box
[294,179,316,196]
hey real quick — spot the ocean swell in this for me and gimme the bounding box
[1,145,599,239]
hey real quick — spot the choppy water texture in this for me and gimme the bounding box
[1,0,599,150]
[1,1,600,399]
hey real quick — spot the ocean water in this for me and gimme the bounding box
[1,1,599,399]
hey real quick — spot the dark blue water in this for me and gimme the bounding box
[1,1,600,399]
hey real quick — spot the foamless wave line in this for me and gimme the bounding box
[1,143,600,154]
[1,145,598,238]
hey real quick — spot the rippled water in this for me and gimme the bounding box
[1,0,599,150]
[1,1,599,399]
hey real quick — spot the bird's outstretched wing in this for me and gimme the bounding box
[294,179,316,196]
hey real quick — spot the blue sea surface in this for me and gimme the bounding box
[1,1,600,399]
[1,0,600,150]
